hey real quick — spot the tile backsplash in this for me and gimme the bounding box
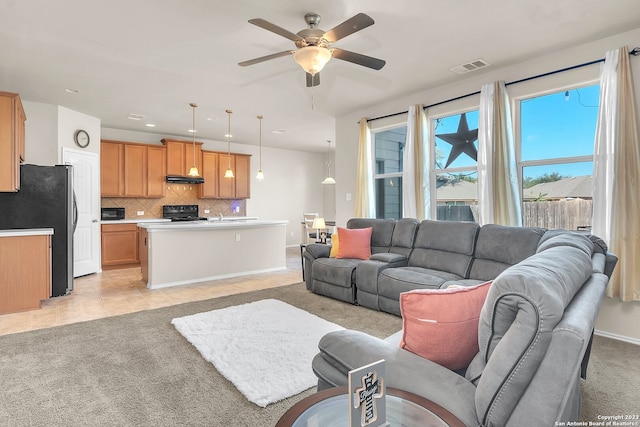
[101,183,246,220]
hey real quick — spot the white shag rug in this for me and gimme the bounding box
[171,298,344,407]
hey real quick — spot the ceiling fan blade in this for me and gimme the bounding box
[331,48,386,70]
[238,50,293,67]
[248,18,305,42]
[323,13,374,43]
[306,73,320,87]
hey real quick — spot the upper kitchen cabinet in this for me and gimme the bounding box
[0,91,26,192]
[217,153,251,199]
[101,140,166,198]
[198,150,219,199]
[161,139,202,177]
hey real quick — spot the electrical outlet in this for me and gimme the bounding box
[137,211,144,216]
[235,233,241,242]
[204,209,210,214]
[290,232,294,237]
[346,192,352,201]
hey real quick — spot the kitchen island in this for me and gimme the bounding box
[137,219,288,289]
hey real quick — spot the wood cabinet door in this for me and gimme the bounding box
[100,141,124,196]
[123,144,147,197]
[165,141,185,176]
[0,92,24,192]
[198,151,219,198]
[184,142,202,176]
[147,146,166,198]
[101,224,139,267]
[218,153,235,199]
[234,155,251,199]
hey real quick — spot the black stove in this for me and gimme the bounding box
[162,205,208,222]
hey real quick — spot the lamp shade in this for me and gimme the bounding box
[311,217,326,230]
[293,46,332,75]
[321,176,336,185]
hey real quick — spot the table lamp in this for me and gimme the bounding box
[312,217,326,243]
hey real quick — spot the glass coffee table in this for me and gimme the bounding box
[276,386,465,427]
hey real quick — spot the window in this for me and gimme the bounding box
[373,126,406,219]
[433,110,479,222]
[517,84,599,230]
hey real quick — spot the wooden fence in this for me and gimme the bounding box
[437,198,593,231]
[522,198,593,231]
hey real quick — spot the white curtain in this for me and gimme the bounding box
[403,105,431,219]
[354,118,375,217]
[477,81,522,226]
[592,46,640,302]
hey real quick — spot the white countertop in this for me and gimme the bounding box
[0,228,54,237]
[101,219,171,224]
[137,218,288,231]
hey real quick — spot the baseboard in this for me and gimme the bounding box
[594,329,640,346]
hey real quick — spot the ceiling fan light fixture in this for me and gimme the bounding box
[294,46,331,75]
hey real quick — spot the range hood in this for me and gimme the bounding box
[165,175,205,184]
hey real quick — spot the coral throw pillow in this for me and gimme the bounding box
[399,281,492,370]
[329,232,339,257]
[336,227,372,260]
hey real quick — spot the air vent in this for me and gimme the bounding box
[126,113,145,121]
[450,58,490,75]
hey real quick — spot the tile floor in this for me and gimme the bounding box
[0,246,303,336]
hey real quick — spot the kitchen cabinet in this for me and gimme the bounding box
[217,153,251,199]
[101,223,140,268]
[101,141,124,196]
[161,139,203,177]
[101,140,166,198]
[147,145,166,198]
[123,144,146,197]
[0,91,26,192]
[218,153,235,199]
[198,151,219,198]
[0,233,52,314]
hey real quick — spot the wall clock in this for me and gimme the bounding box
[74,129,90,148]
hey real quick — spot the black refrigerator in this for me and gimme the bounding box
[0,164,76,297]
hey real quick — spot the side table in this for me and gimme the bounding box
[276,386,465,427]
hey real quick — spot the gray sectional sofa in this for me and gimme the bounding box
[304,217,618,425]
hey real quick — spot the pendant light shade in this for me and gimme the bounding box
[256,115,264,180]
[224,109,234,178]
[187,103,200,177]
[321,140,336,184]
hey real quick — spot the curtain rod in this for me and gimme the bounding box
[365,46,640,123]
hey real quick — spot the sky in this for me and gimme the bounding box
[434,83,600,179]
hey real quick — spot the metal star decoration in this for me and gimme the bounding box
[435,112,478,168]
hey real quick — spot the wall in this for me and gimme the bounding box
[334,28,640,343]
[23,102,101,165]
[101,128,325,246]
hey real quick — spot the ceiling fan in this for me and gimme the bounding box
[238,12,386,87]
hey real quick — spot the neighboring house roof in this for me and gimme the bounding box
[436,178,477,201]
[523,175,592,200]
[435,175,593,202]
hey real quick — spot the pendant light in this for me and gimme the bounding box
[256,115,265,180]
[187,103,200,177]
[321,140,336,184]
[224,109,234,178]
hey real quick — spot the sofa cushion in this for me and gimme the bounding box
[399,281,492,370]
[468,224,545,281]
[378,266,463,299]
[347,218,396,254]
[536,230,593,256]
[408,220,479,278]
[389,218,420,257]
[329,232,339,257]
[312,257,361,288]
[336,227,372,260]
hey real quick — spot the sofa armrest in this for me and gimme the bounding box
[313,329,479,427]
[304,243,331,259]
[604,251,618,278]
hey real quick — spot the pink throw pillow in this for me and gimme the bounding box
[336,227,372,260]
[399,281,492,370]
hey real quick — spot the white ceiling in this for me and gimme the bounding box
[1,0,638,152]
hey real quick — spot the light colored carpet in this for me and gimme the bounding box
[171,298,344,407]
